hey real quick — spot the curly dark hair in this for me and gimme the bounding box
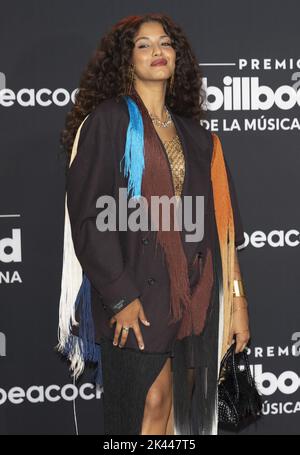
[60,13,207,162]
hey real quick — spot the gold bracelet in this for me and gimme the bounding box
[233,279,246,297]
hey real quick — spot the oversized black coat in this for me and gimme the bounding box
[67,96,245,356]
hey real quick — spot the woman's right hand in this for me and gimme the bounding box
[108,298,150,350]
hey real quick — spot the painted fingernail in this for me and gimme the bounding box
[140,344,144,350]
[119,344,123,348]
[113,341,117,346]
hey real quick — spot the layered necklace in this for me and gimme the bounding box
[148,105,173,128]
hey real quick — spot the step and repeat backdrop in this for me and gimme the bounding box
[0,0,299,435]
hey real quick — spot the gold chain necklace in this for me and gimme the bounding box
[148,106,173,128]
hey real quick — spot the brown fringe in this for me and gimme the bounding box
[176,248,214,340]
[129,88,191,324]
[127,90,235,354]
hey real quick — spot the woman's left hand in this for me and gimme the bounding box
[229,296,250,353]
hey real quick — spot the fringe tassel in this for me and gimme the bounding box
[57,227,103,383]
[56,192,82,355]
[120,96,145,199]
[77,274,95,357]
[211,133,235,359]
[176,248,214,340]
[57,114,102,385]
[123,91,191,324]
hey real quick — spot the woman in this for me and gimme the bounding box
[57,13,250,435]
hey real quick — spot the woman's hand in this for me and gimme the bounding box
[108,298,150,350]
[229,296,250,353]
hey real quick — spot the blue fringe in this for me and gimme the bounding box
[61,273,103,386]
[120,96,145,199]
[77,273,97,361]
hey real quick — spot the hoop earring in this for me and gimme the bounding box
[125,63,135,95]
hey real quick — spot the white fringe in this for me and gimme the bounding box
[56,192,82,350]
[57,114,90,375]
[68,337,85,380]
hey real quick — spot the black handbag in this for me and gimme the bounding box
[218,342,263,427]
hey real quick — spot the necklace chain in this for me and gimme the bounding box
[148,105,173,128]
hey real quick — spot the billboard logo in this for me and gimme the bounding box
[253,364,300,396]
[203,76,300,111]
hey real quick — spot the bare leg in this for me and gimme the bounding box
[140,357,173,435]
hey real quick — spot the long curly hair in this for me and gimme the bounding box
[60,13,207,162]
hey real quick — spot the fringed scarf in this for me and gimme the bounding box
[126,88,191,324]
[57,90,235,383]
[210,132,235,359]
[57,114,103,384]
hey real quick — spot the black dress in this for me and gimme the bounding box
[66,97,245,435]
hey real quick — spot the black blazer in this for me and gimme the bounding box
[67,97,244,349]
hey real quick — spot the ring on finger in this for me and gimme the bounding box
[122,326,130,332]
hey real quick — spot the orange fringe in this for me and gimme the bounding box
[211,133,235,358]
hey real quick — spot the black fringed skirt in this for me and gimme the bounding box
[98,236,221,436]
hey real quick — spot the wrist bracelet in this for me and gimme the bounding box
[233,279,246,297]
